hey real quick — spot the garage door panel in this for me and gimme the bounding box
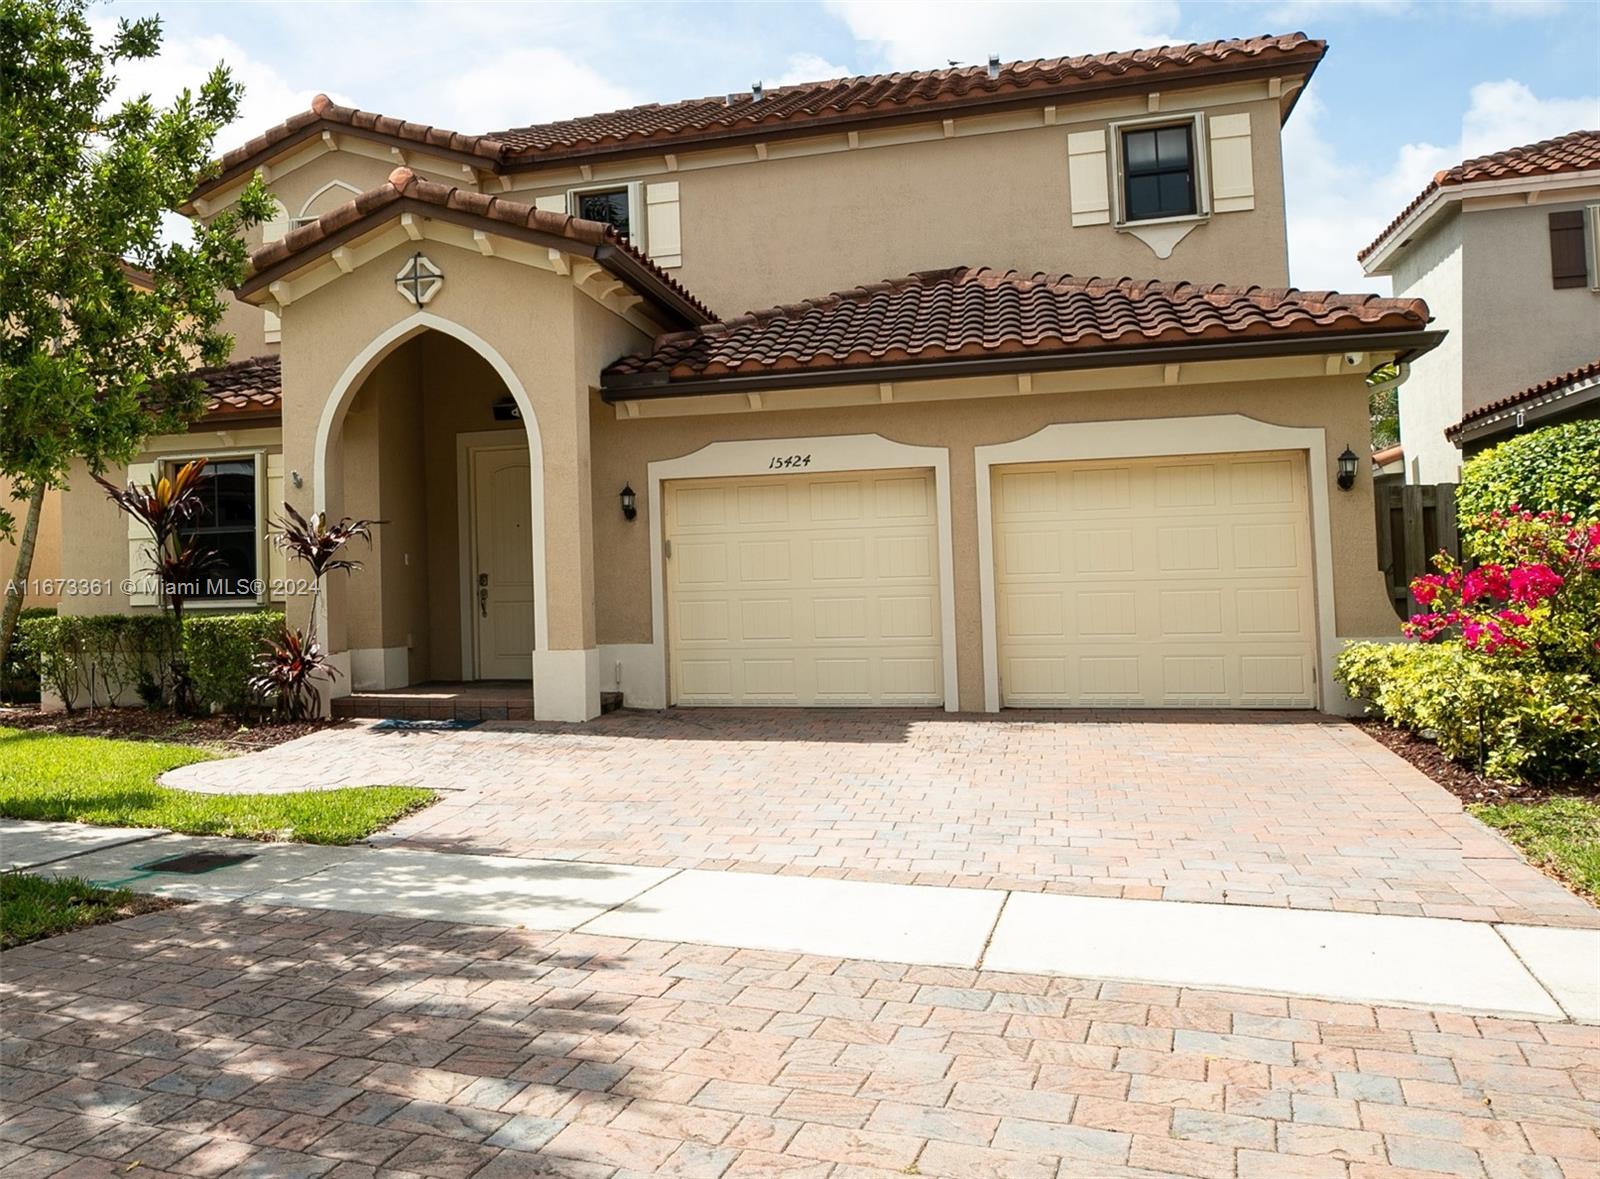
[1157,526,1220,571]
[876,534,933,580]
[737,483,788,524]
[667,469,943,707]
[995,452,1316,709]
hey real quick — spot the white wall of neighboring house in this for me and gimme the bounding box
[1391,211,1466,484]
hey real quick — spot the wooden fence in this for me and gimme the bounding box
[1373,476,1460,619]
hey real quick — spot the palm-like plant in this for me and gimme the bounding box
[94,458,218,712]
[253,503,376,719]
[269,504,376,641]
[249,626,337,720]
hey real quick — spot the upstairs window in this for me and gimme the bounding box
[1121,124,1197,221]
[575,187,632,240]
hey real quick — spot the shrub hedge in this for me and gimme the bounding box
[1457,421,1600,524]
[1,606,56,703]
[17,611,283,715]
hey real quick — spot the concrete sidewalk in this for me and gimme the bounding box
[4,818,1596,1025]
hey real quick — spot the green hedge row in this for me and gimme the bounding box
[1,606,56,703]
[17,611,283,715]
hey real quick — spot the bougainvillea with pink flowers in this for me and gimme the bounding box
[1339,506,1600,784]
[1401,509,1600,664]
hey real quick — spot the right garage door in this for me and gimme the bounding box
[993,451,1318,708]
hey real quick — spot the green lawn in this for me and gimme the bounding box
[0,726,435,844]
[1,873,173,949]
[1471,797,1600,902]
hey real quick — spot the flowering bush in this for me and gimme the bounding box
[1339,507,1600,784]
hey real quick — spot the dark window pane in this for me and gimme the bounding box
[1126,175,1160,219]
[1124,129,1157,170]
[1159,172,1193,213]
[170,457,257,598]
[577,189,630,238]
[1156,126,1190,165]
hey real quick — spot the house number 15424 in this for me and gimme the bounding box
[768,454,812,469]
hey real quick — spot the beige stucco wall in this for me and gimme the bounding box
[590,371,1395,712]
[221,91,1293,326]
[1,479,63,609]
[517,97,1290,317]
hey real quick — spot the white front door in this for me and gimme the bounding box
[469,446,534,680]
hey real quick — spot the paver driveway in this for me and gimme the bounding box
[4,903,1599,1179]
[163,710,1599,928]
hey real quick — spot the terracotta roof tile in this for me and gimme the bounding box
[192,33,1323,200]
[244,167,713,324]
[194,354,281,421]
[1360,129,1600,262]
[604,268,1432,388]
[1446,357,1600,440]
[201,94,505,190]
[489,33,1323,159]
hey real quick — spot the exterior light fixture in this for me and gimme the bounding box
[620,483,637,521]
[1336,446,1359,491]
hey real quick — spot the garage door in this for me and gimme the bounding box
[993,451,1317,708]
[665,469,943,706]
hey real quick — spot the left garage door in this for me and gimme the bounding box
[665,469,943,706]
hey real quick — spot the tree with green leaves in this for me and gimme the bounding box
[0,0,271,675]
[1368,362,1400,450]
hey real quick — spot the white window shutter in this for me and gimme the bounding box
[261,202,291,343]
[265,453,287,594]
[1208,113,1254,213]
[125,461,160,607]
[1067,130,1111,226]
[645,181,682,268]
[534,194,567,215]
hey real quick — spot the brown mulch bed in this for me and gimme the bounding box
[1357,719,1596,805]
[0,705,333,753]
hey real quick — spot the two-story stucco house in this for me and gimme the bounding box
[53,31,1443,721]
[1359,130,1599,482]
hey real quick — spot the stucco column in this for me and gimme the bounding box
[532,372,601,722]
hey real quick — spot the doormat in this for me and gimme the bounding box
[136,851,257,874]
[370,718,482,732]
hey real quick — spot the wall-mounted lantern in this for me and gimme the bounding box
[1336,446,1359,491]
[620,483,637,521]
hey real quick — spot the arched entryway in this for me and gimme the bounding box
[311,315,546,705]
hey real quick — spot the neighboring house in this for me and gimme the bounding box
[1359,129,1600,484]
[1446,358,1600,457]
[52,31,1442,720]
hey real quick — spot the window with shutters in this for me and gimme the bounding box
[1121,124,1197,220]
[570,185,634,242]
[164,455,261,601]
[1106,112,1212,227]
[1549,210,1589,289]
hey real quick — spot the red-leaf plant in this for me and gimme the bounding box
[1404,507,1600,669]
[253,503,376,719]
[94,458,219,712]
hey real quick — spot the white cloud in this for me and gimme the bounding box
[434,47,638,133]
[823,0,1180,71]
[774,53,856,86]
[92,18,347,155]
[1284,79,1600,292]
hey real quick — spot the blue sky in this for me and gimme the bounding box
[108,0,1600,297]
